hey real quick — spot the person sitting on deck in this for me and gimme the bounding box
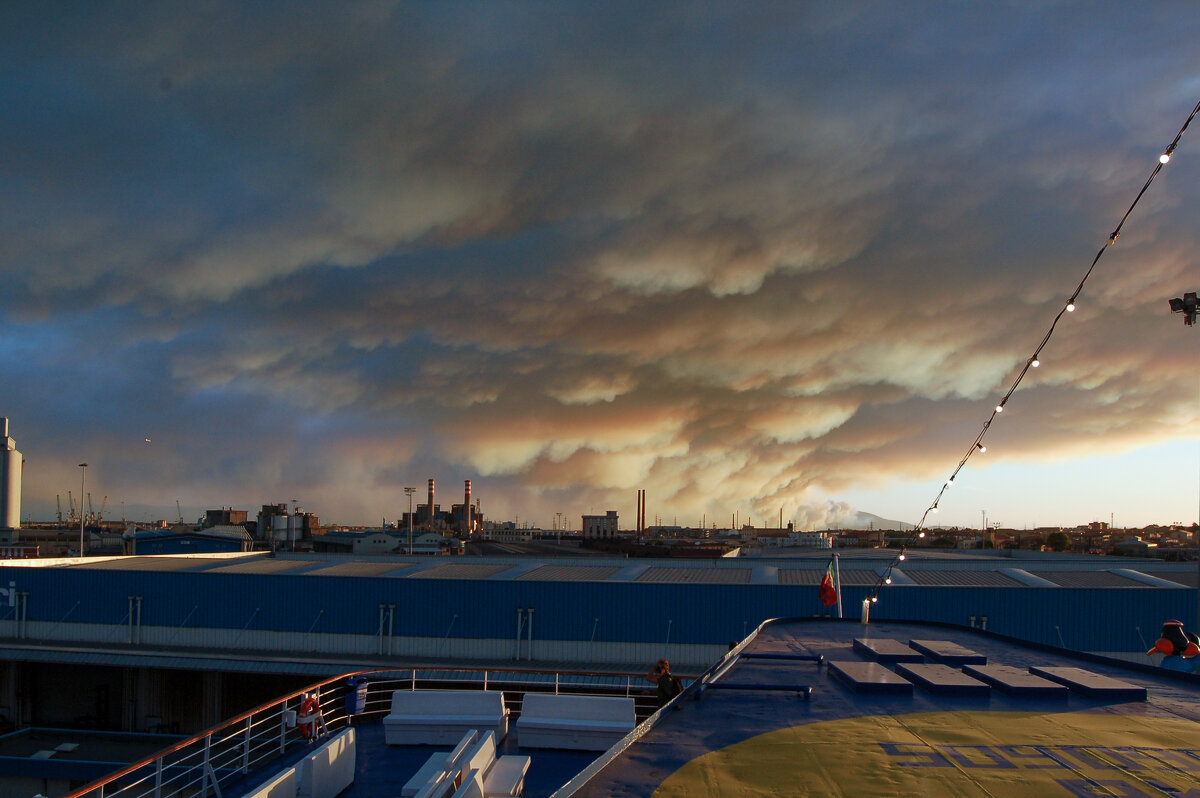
[646,658,681,708]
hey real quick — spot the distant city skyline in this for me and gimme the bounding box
[2,4,1200,531]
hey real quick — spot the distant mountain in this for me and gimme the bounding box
[839,510,945,532]
[847,510,907,531]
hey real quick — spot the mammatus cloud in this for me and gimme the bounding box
[2,3,1199,529]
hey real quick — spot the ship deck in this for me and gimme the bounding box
[562,618,1200,797]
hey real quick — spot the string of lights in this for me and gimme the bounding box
[865,96,1200,605]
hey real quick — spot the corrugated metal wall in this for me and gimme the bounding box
[0,565,1192,656]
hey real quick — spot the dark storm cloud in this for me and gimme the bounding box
[2,2,1199,526]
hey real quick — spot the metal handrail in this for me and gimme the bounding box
[61,665,690,798]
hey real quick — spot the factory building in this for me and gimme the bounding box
[0,418,21,532]
[404,478,483,535]
[256,504,318,550]
[204,508,249,527]
[582,510,619,539]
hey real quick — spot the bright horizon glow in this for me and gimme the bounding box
[838,439,1200,530]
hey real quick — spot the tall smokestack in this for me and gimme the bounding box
[427,478,435,516]
[464,480,472,534]
[1,418,21,531]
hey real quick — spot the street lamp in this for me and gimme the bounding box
[77,463,87,557]
[403,487,416,555]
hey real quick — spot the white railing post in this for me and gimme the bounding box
[280,701,289,753]
[555,673,560,695]
[154,755,163,798]
[203,733,223,798]
[242,717,252,773]
[483,671,488,691]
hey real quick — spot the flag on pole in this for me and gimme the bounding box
[819,557,839,607]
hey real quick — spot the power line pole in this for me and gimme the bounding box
[404,487,416,555]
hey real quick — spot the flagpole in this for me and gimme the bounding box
[834,552,843,619]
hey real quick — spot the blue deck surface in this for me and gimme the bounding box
[563,619,1200,797]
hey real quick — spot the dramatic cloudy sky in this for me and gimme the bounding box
[3,2,1199,530]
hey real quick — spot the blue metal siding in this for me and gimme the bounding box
[0,566,1192,653]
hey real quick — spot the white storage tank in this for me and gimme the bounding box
[0,419,21,530]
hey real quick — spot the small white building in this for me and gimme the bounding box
[756,530,833,549]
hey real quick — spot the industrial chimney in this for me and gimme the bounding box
[463,480,473,535]
[0,418,21,531]
[427,478,435,518]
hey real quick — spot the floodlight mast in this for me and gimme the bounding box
[1169,291,1200,629]
[1168,291,1199,326]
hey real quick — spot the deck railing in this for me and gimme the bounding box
[60,665,684,798]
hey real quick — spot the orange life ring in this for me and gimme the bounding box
[298,695,319,738]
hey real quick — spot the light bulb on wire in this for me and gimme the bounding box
[869,100,1200,612]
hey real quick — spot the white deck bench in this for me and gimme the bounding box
[451,731,529,798]
[402,729,478,797]
[515,694,636,751]
[384,690,509,745]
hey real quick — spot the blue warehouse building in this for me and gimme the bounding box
[0,550,1192,736]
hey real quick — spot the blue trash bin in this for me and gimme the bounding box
[345,677,368,716]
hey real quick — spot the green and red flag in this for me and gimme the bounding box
[819,557,839,607]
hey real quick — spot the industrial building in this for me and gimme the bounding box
[581,511,619,539]
[0,549,1193,736]
[402,479,483,536]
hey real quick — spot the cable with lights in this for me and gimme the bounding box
[865,97,1200,604]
